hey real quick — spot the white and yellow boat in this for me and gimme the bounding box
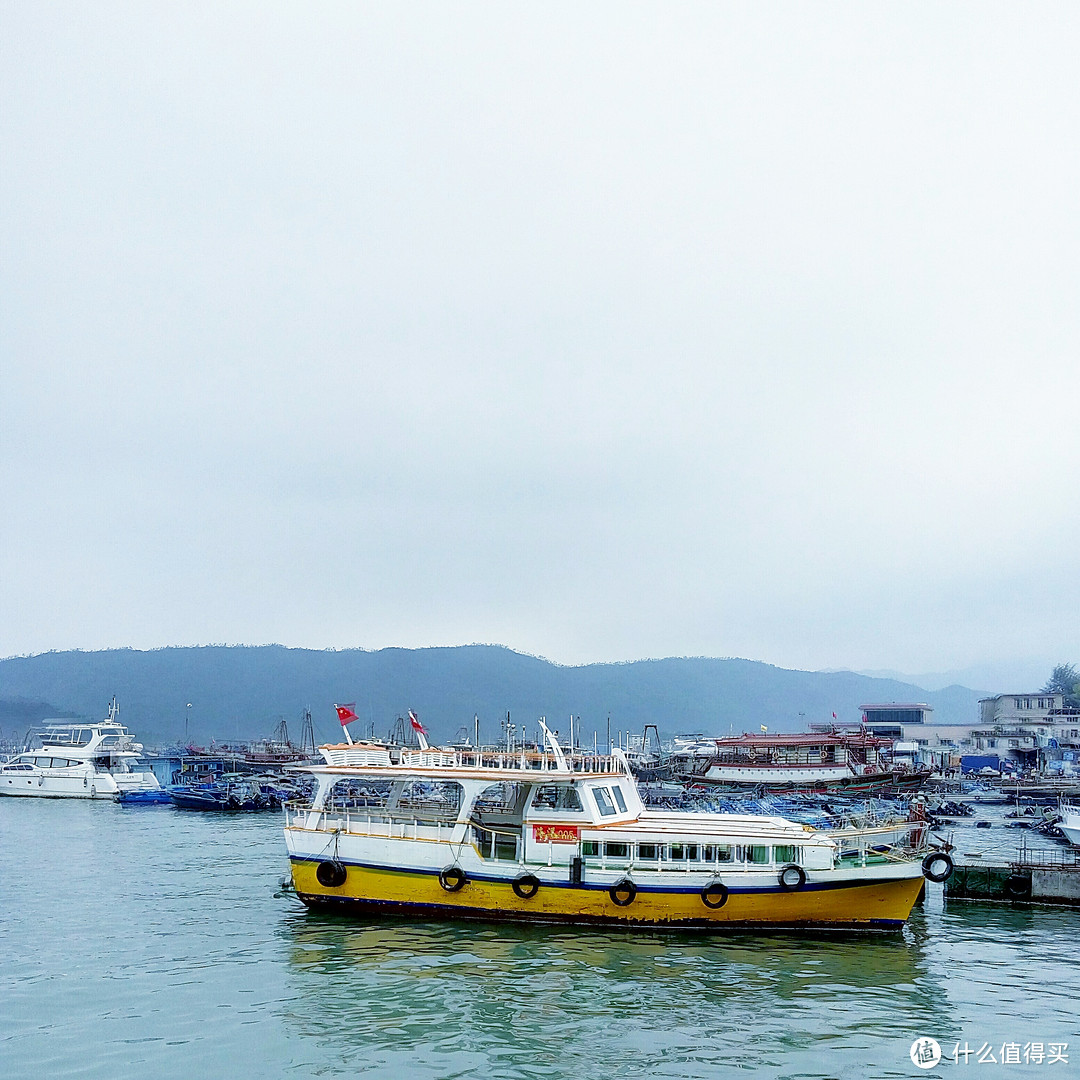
[284,721,951,930]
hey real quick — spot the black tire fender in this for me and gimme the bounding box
[701,881,729,909]
[439,865,467,892]
[922,851,954,883]
[609,877,637,907]
[315,860,347,888]
[1004,873,1031,899]
[778,864,806,891]
[511,873,540,900]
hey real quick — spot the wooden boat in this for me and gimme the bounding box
[283,721,948,930]
[675,731,931,794]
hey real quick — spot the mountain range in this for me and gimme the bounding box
[0,644,992,748]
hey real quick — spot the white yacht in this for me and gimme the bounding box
[0,698,161,799]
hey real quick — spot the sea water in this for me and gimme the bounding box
[1,798,1077,1080]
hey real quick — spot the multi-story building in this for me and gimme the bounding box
[860,694,1080,774]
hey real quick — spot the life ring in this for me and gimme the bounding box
[778,864,806,891]
[511,873,540,900]
[315,860,347,888]
[439,865,467,892]
[609,878,637,907]
[922,851,954,883]
[701,881,729,909]
[1004,873,1031,900]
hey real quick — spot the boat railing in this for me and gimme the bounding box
[320,744,626,774]
[284,804,460,841]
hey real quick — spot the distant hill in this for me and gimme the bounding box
[0,645,984,747]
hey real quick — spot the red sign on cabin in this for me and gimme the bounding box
[532,824,580,844]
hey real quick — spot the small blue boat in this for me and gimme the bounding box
[115,788,172,805]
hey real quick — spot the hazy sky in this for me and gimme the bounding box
[3,3,1078,683]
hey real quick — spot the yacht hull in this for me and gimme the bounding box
[0,775,118,798]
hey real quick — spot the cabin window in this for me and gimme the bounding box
[638,843,659,860]
[748,845,770,864]
[702,844,734,863]
[495,837,517,861]
[582,840,600,857]
[531,785,583,811]
[605,842,629,859]
[774,845,797,864]
[670,844,700,861]
[592,787,617,817]
[611,785,627,812]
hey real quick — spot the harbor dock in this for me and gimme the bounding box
[945,848,1080,906]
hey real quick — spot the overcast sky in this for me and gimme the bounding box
[2,3,1078,685]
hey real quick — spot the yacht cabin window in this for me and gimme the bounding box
[611,785,627,812]
[592,787,617,817]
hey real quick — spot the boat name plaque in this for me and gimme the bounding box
[533,825,580,843]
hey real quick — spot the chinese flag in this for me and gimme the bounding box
[408,710,427,735]
[335,703,358,726]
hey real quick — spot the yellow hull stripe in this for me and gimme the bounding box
[290,860,924,928]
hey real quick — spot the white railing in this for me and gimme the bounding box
[318,744,626,774]
[320,746,393,767]
[285,804,458,841]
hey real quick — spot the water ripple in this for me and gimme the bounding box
[2,799,1078,1079]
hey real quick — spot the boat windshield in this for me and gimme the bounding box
[36,728,94,747]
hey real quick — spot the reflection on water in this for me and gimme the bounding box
[3,799,1079,1080]
[277,910,945,1079]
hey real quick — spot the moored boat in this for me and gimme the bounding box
[1059,801,1080,847]
[284,720,949,930]
[676,731,931,795]
[0,698,161,800]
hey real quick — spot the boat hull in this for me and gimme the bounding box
[688,770,930,796]
[288,856,925,930]
[0,774,119,798]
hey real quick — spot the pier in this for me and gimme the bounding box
[944,847,1080,905]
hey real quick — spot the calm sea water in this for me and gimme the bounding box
[2,798,1077,1080]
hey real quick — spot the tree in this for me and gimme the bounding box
[1042,663,1080,709]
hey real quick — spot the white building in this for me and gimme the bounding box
[861,695,1080,774]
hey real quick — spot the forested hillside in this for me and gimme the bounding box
[0,645,984,747]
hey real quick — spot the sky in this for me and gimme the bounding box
[2,3,1078,686]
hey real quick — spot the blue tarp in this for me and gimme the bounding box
[960,754,1001,774]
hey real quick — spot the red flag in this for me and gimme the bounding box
[335,703,358,726]
[408,710,427,735]
[832,712,838,720]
